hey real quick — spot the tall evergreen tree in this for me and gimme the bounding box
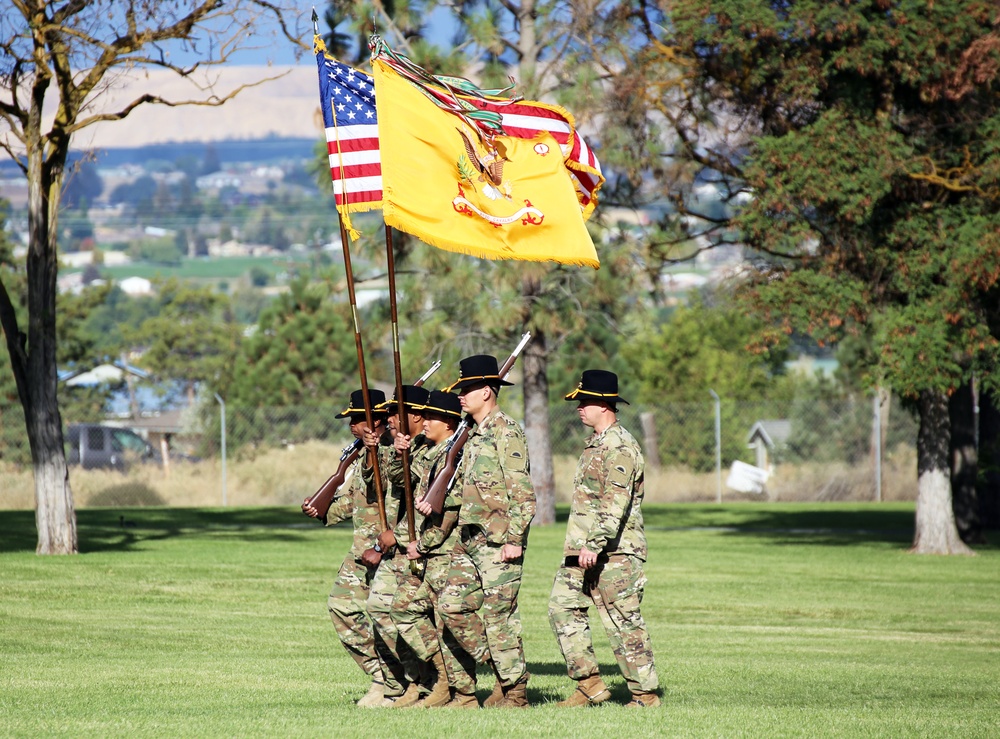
[225,277,359,406]
[126,280,241,404]
[661,0,1000,553]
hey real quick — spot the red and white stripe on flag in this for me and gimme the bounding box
[465,97,604,217]
[315,48,382,212]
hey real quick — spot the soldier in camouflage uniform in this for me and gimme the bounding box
[362,385,431,707]
[435,355,535,709]
[392,390,464,708]
[549,370,660,708]
[302,388,396,708]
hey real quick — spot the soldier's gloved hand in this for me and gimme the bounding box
[406,541,422,560]
[578,546,598,570]
[500,543,523,562]
[394,433,411,454]
[377,530,397,551]
[361,547,382,567]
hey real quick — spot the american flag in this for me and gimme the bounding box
[315,38,603,219]
[315,48,381,211]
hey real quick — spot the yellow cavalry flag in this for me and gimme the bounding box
[372,58,600,269]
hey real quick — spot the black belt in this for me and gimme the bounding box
[564,553,613,568]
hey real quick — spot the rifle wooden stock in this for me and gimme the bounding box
[418,333,531,514]
[420,418,471,514]
[302,439,362,519]
[303,361,441,521]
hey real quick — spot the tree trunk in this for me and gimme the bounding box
[522,328,556,525]
[870,386,890,500]
[976,388,1000,529]
[23,133,77,555]
[912,389,972,555]
[516,0,538,96]
[948,379,983,544]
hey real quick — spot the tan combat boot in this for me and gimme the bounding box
[442,691,479,708]
[412,651,451,708]
[388,681,423,708]
[356,679,384,708]
[556,674,611,707]
[482,660,505,708]
[494,671,530,709]
[626,691,661,708]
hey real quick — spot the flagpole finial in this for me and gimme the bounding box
[311,7,319,34]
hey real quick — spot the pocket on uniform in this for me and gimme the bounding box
[596,556,646,604]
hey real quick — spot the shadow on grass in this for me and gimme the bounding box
[0,507,327,554]
[3,504,996,554]
[560,502,999,549]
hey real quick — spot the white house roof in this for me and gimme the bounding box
[119,276,153,295]
[61,362,149,386]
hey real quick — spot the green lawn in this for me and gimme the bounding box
[93,254,315,282]
[1,504,997,737]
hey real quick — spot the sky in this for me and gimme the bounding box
[171,1,457,67]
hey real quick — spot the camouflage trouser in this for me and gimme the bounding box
[548,554,658,694]
[367,553,421,697]
[327,554,380,678]
[390,553,450,662]
[437,528,526,692]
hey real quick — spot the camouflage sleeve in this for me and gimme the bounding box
[361,447,376,484]
[360,445,393,487]
[497,424,535,546]
[386,450,406,486]
[324,493,352,526]
[584,446,636,552]
[417,507,460,553]
[325,463,361,526]
[398,437,432,488]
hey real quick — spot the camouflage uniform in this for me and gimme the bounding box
[437,406,535,690]
[326,443,398,682]
[365,434,434,696]
[389,438,463,676]
[548,422,658,695]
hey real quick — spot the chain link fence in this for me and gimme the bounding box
[0,395,920,509]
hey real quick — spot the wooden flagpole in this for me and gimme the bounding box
[313,9,388,531]
[384,225,419,566]
[337,216,388,531]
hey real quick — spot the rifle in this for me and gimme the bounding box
[302,359,441,519]
[418,333,531,514]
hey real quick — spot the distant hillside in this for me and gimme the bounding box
[65,65,323,150]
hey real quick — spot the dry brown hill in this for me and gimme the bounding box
[70,65,322,150]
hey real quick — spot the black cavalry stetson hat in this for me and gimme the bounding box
[380,385,430,415]
[422,390,463,418]
[446,354,515,391]
[564,369,629,405]
[335,388,388,419]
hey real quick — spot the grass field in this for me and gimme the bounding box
[1,504,998,737]
[93,254,315,283]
